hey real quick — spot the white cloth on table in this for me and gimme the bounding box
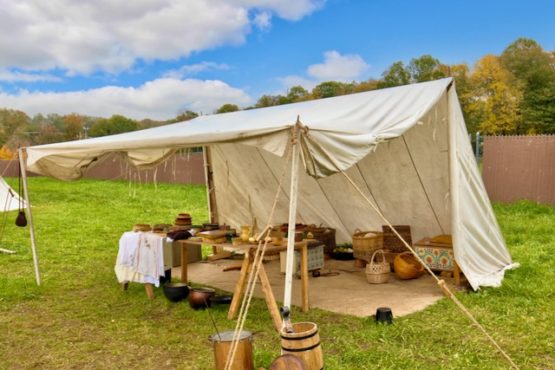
[115,231,165,287]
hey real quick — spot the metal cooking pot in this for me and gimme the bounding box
[188,287,216,310]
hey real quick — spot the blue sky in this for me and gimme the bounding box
[0,0,553,120]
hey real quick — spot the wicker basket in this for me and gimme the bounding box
[305,225,336,254]
[382,225,412,253]
[365,249,390,284]
[133,224,152,232]
[352,229,384,261]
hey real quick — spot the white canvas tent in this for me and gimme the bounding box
[23,78,517,294]
[0,176,28,256]
[0,176,23,212]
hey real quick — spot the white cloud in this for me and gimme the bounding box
[307,50,369,82]
[0,78,252,120]
[163,62,231,79]
[0,70,62,83]
[253,11,273,30]
[278,75,318,91]
[0,0,323,74]
[276,50,369,93]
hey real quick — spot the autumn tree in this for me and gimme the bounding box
[37,123,64,144]
[312,81,354,99]
[169,111,199,123]
[0,109,30,147]
[501,38,555,133]
[467,55,521,135]
[63,113,84,140]
[216,104,239,114]
[408,55,446,82]
[440,63,478,132]
[353,79,379,93]
[378,62,411,88]
[0,146,15,159]
[287,86,309,102]
[88,115,138,137]
[255,94,289,108]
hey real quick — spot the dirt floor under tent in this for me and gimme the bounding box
[173,257,463,318]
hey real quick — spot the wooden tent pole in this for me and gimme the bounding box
[203,146,218,224]
[18,148,40,286]
[283,121,300,311]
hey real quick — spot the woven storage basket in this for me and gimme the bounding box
[382,225,412,253]
[365,249,390,284]
[352,229,384,262]
[305,225,336,254]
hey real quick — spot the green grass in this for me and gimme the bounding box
[0,177,553,369]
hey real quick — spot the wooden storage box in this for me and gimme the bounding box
[413,236,454,271]
[382,225,412,253]
[171,240,202,267]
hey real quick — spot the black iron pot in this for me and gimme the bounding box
[163,283,190,303]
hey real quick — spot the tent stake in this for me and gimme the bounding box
[283,121,300,312]
[19,148,41,286]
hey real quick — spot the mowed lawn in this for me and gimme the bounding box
[0,177,553,369]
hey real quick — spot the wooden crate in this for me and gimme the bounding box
[381,225,412,253]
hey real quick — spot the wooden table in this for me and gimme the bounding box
[176,240,250,283]
[227,241,311,331]
[179,239,311,331]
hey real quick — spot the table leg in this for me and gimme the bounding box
[144,283,154,299]
[181,242,188,283]
[258,264,282,331]
[454,261,461,286]
[300,242,309,312]
[227,253,251,320]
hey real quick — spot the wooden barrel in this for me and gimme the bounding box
[281,322,323,370]
[210,330,254,370]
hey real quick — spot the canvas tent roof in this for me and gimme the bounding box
[24,78,516,290]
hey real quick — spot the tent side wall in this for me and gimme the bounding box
[448,88,515,290]
[210,93,452,244]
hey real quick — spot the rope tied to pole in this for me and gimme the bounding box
[224,128,296,370]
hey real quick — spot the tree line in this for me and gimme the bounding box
[0,37,553,158]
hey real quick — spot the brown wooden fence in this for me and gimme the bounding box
[0,152,206,185]
[482,135,555,206]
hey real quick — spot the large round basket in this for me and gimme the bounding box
[366,249,390,284]
[393,252,425,280]
[352,229,383,262]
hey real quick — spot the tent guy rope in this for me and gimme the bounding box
[297,120,518,368]
[18,148,40,285]
[339,168,519,369]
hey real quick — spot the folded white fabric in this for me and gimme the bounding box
[115,231,165,287]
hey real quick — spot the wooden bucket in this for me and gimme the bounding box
[210,330,254,370]
[281,322,323,370]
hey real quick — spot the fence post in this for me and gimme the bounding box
[475,132,481,162]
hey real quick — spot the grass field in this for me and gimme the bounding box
[0,177,553,369]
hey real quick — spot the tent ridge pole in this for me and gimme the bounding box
[18,148,40,286]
